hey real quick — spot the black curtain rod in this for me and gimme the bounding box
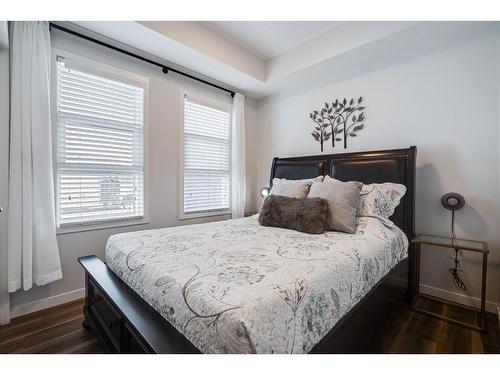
[49,22,236,97]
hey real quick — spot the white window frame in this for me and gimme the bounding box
[179,88,232,220]
[51,48,150,234]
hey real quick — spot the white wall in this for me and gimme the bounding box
[253,26,500,309]
[9,32,258,313]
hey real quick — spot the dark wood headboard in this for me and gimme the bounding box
[269,147,416,238]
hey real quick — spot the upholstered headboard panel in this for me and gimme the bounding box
[269,147,416,237]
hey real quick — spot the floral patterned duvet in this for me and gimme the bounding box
[105,214,408,353]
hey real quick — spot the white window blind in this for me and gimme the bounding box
[55,56,146,227]
[183,94,231,215]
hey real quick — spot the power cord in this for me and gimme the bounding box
[449,248,467,291]
[448,210,467,291]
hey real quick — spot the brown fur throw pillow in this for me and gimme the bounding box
[259,195,328,234]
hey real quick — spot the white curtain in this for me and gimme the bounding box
[230,93,246,218]
[7,22,62,295]
[0,48,9,325]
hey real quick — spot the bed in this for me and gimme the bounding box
[79,146,416,354]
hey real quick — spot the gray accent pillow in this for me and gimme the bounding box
[269,176,324,199]
[307,179,362,234]
[259,195,329,234]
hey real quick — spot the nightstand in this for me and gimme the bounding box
[410,233,489,332]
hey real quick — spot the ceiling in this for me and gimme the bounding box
[201,21,344,60]
[66,21,494,99]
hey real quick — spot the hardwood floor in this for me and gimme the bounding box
[0,300,105,354]
[0,298,498,354]
[377,297,500,353]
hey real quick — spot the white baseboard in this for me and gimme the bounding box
[10,288,85,319]
[419,283,498,314]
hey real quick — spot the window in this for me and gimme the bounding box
[54,53,148,228]
[181,91,231,217]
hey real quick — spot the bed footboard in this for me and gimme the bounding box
[79,255,200,354]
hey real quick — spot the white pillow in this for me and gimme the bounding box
[269,176,324,199]
[273,176,324,185]
[324,176,406,218]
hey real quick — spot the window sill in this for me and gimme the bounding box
[178,211,230,221]
[56,217,150,235]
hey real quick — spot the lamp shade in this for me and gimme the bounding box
[441,192,465,211]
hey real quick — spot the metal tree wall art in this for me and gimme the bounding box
[309,97,366,151]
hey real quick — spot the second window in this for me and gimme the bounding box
[181,91,231,217]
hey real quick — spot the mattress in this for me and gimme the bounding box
[105,214,408,353]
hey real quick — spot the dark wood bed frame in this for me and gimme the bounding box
[79,146,417,353]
